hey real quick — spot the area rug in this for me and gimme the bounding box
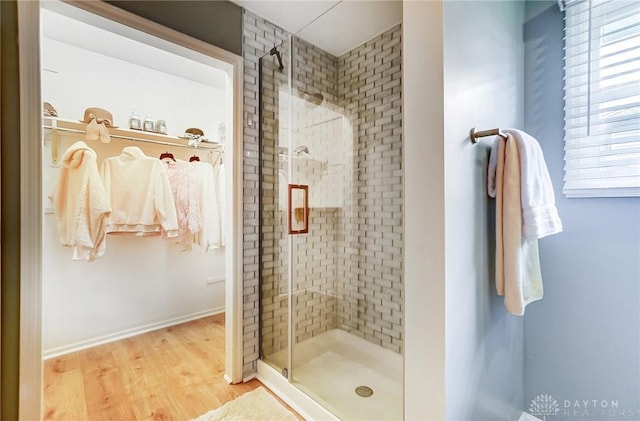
[191,387,298,421]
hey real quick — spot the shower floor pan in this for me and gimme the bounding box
[262,329,403,420]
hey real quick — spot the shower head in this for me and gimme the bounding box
[297,89,324,106]
[269,46,284,72]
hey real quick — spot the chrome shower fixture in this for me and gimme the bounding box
[297,88,324,106]
[270,46,284,72]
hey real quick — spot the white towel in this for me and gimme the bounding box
[488,131,562,239]
[491,134,544,315]
[504,129,562,240]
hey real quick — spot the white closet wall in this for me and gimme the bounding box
[41,31,228,357]
[41,37,226,138]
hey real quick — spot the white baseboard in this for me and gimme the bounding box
[43,307,224,359]
[223,372,254,384]
[242,372,257,382]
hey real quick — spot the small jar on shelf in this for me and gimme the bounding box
[155,117,167,135]
[129,111,142,130]
[143,115,155,132]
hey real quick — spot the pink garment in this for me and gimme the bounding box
[163,160,201,243]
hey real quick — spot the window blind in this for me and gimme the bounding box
[563,0,640,197]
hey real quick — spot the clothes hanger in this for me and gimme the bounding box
[189,155,200,162]
[159,151,175,162]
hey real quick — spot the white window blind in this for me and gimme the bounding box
[563,0,640,197]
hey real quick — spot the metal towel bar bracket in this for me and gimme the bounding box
[470,127,508,144]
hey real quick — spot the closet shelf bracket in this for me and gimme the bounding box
[51,118,59,166]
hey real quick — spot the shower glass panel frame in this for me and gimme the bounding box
[259,30,404,421]
[259,36,293,376]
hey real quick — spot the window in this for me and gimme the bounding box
[563,0,640,198]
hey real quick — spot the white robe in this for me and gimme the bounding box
[49,141,111,261]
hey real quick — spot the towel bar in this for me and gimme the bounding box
[470,127,508,144]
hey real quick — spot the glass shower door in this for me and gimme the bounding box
[259,14,404,421]
[287,35,353,415]
[258,38,292,374]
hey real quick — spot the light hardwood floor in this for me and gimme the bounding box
[44,314,290,420]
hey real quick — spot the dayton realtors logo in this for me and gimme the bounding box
[529,394,560,420]
[562,399,639,418]
[528,394,639,419]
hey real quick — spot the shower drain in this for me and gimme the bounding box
[355,385,374,397]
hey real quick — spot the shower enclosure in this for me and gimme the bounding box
[259,28,403,420]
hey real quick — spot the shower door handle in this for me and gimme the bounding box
[288,184,309,234]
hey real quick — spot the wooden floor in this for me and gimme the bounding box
[44,314,277,421]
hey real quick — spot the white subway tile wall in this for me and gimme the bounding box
[337,25,403,353]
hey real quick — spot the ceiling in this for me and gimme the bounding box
[40,2,226,89]
[41,1,402,82]
[233,0,402,56]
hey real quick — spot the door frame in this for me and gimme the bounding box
[16,1,245,419]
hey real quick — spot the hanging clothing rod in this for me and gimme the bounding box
[470,127,508,144]
[44,119,223,166]
[43,125,224,151]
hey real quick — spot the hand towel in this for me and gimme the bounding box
[493,134,544,315]
[505,129,562,240]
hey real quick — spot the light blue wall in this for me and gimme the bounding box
[523,2,640,418]
[443,2,525,420]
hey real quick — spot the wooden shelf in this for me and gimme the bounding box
[44,117,223,166]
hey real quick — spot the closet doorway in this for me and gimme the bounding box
[18,1,243,419]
